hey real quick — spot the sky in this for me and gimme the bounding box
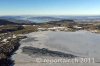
[0,0,100,16]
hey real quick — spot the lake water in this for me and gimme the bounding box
[15,30,100,64]
[45,31,100,59]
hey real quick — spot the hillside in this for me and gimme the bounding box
[0,19,17,25]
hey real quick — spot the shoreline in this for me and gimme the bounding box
[0,35,27,66]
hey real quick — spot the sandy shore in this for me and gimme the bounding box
[12,31,100,66]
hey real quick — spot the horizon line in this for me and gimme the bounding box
[0,14,100,17]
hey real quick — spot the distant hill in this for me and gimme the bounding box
[47,19,75,24]
[0,16,62,23]
[1,16,100,23]
[0,17,75,25]
[27,16,62,23]
[0,19,17,25]
[0,16,100,25]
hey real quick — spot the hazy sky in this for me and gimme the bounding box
[0,0,100,16]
